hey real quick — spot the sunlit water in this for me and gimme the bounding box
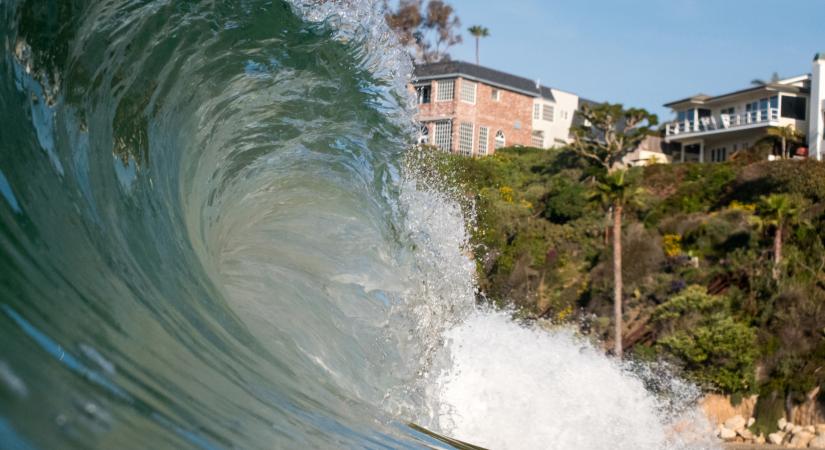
[0,1,717,448]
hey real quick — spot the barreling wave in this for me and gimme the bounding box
[0,1,718,449]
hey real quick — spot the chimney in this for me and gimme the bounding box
[809,53,825,161]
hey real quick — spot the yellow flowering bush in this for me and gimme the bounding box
[663,234,683,258]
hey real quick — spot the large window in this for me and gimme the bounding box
[436,79,455,102]
[531,131,544,148]
[533,104,541,120]
[458,122,474,156]
[781,96,807,120]
[478,127,489,156]
[494,130,505,149]
[543,104,555,122]
[491,89,500,101]
[460,80,477,104]
[433,121,452,151]
[416,85,431,104]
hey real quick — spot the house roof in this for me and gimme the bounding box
[664,75,811,109]
[414,60,556,101]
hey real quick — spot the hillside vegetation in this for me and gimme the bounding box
[428,146,825,422]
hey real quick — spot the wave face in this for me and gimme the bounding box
[0,1,716,449]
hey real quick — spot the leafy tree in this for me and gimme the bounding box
[384,0,462,63]
[571,103,657,358]
[570,103,658,173]
[756,193,807,280]
[467,25,489,65]
[589,169,645,357]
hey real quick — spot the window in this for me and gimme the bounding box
[416,85,431,104]
[478,127,489,156]
[531,131,544,148]
[460,80,477,104]
[781,96,807,120]
[494,130,505,149]
[433,121,452,151]
[543,104,555,122]
[458,122,474,156]
[533,104,541,120]
[491,89,500,101]
[436,79,455,102]
[710,147,728,162]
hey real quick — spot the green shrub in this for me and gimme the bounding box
[653,286,758,392]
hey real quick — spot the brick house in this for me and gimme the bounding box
[411,61,584,156]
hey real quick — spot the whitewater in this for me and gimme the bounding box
[0,0,718,449]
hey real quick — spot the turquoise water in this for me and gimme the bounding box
[0,1,477,448]
[0,1,724,449]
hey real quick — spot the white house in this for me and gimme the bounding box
[663,53,825,163]
[531,88,581,149]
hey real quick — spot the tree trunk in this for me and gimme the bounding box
[475,37,479,65]
[773,223,783,280]
[613,203,623,358]
[782,136,787,159]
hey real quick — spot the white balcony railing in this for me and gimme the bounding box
[665,107,780,137]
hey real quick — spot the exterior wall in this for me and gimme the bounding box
[415,76,534,155]
[531,89,579,148]
[810,56,825,161]
[620,136,673,167]
[674,128,766,163]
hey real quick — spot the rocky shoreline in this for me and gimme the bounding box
[715,415,825,448]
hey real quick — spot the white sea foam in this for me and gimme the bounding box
[429,311,718,450]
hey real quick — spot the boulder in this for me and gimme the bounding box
[786,422,797,432]
[724,415,747,431]
[815,424,825,435]
[793,425,804,435]
[737,428,754,440]
[806,425,817,433]
[719,427,737,441]
[810,434,825,448]
[790,430,814,448]
[755,433,766,445]
[768,432,785,445]
[779,417,788,430]
[747,417,755,428]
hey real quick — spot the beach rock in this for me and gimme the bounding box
[790,430,814,448]
[719,427,737,441]
[725,415,747,431]
[768,431,785,445]
[809,434,825,448]
[737,427,754,441]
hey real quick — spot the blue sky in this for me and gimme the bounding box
[440,0,824,120]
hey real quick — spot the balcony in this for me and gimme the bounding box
[665,108,780,138]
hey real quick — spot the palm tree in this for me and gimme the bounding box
[765,125,805,159]
[467,25,489,65]
[757,194,806,280]
[751,72,781,86]
[590,169,645,357]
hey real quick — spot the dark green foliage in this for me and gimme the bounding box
[752,391,786,436]
[543,172,589,223]
[652,286,757,392]
[430,146,825,397]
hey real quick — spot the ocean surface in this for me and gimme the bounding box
[0,1,719,448]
